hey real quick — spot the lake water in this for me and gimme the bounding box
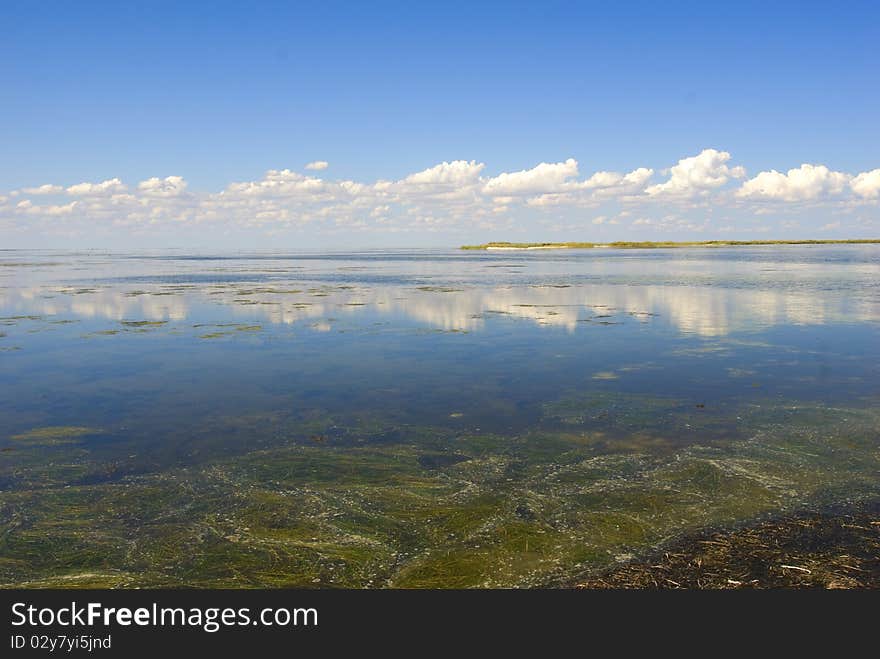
[1,246,879,587]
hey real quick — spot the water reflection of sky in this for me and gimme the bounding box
[2,247,880,587]
[2,246,879,441]
[2,246,879,338]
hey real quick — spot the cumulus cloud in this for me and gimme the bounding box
[525,193,577,207]
[2,151,877,241]
[305,161,329,171]
[587,168,654,200]
[646,149,745,197]
[12,199,78,216]
[138,176,189,197]
[47,202,78,215]
[850,169,880,199]
[225,169,329,197]
[402,160,484,185]
[582,167,653,190]
[521,166,653,208]
[582,171,623,188]
[737,164,850,201]
[483,158,579,196]
[66,178,127,196]
[624,168,654,186]
[21,184,63,195]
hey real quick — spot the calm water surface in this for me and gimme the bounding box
[1,246,878,586]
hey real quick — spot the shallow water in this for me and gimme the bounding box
[1,246,878,587]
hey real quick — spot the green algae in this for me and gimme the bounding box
[0,315,43,326]
[120,320,168,328]
[195,323,262,338]
[1,398,878,589]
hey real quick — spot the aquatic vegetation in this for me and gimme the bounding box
[8,426,101,446]
[193,322,263,338]
[0,315,43,325]
[415,286,464,293]
[1,247,878,588]
[119,320,168,328]
[575,503,880,589]
[1,399,877,588]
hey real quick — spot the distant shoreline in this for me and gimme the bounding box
[461,239,880,250]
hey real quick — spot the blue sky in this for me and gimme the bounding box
[1,1,878,247]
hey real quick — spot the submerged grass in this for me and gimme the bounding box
[0,397,878,588]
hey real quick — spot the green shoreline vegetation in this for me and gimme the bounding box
[460,239,880,250]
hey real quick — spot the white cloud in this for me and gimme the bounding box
[850,169,880,199]
[646,149,744,197]
[582,167,653,191]
[66,178,127,196]
[225,169,328,197]
[622,167,654,187]
[525,193,577,207]
[737,164,850,201]
[138,176,189,197]
[483,158,579,195]
[21,184,63,195]
[582,171,623,188]
[43,202,78,216]
[305,161,329,171]
[402,160,484,185]
[3,150,877,241]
